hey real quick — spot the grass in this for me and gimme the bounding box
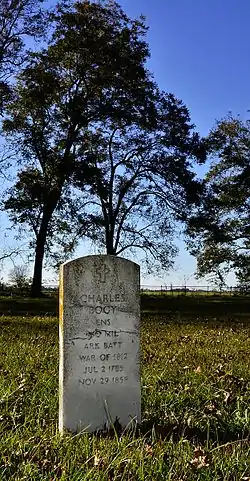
[0,297,250,480]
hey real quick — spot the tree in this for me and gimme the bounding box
[4,168,86,267]
[186,115,250,287]
[0,0,46,112]
[0,0,47,180]
[8,264,31,292]
[0,246,23,262]
[73,93,206,271]
[3,0,159,296]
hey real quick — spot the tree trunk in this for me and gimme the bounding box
[106,228,116,255]
[30,185,62,297]
[106,237,115,255]
[30,213,50,297]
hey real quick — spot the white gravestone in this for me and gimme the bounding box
[59,255,140,433]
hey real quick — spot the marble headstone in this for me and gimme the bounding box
[59,255,140,433]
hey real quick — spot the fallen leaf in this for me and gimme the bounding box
[224,391,233,405]
[194,446,205,458]
[145,444,153,456]
[191,455,210,469]
[205,402,218,413]
[194,366,202,373]
[190,446,211,469]
[94,454,105,468]
[198,455,210,468]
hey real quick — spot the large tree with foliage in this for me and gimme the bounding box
[187,115,250,287]
[0,0,46,112]
[73,93,206,271]
[0,0,47,266]
[0,0,46,179]
[3,0,158,296]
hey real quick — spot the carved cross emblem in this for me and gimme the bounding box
[94,264,110,283]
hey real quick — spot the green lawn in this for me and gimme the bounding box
[0,297,250,480]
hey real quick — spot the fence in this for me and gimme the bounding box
[0,283,249,297]
[140,285,249,296]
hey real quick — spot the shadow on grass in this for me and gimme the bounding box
[0,294,250,327]
[141,294,250,323]
[139,420,250,445]
[0,295,58,317]
[79,419,249,446]
[1,294,250,323]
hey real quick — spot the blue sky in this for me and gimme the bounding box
[119,0,250,130]
[116,0,250,287]
[2,0,250,287]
